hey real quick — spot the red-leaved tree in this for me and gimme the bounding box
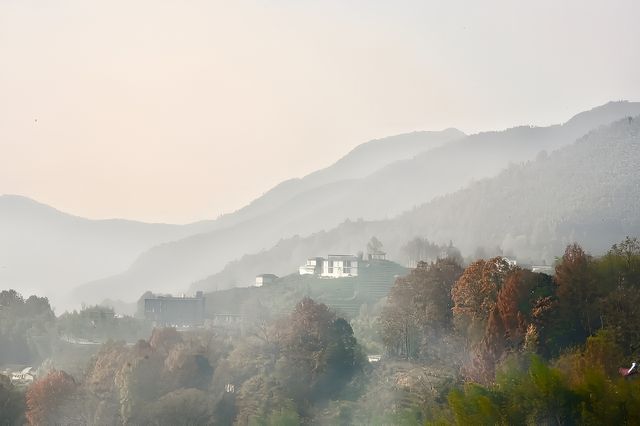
[26,370,77,425]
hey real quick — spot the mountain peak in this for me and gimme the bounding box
[564,100,640,128]
[0,194,64,217]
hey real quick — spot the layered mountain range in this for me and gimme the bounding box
[193,113,640,292]
[2,101,640,310]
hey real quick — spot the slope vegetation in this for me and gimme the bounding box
[79,102,640,303]
[194,115,640,291]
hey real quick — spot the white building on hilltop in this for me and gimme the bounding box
[299,257,324,275]
[255,274,278,287]
[299,254,361,278]
[323,255,360,278]
[323,255,359,278]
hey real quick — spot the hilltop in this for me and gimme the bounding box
[79,102,640,304]
[193,114,640,291]
[203,259,408,320]
[1,129,459,309]
[73,128,464,303]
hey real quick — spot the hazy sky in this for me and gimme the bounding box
[1,0,639,224]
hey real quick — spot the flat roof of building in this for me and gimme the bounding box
[145,294,204,301]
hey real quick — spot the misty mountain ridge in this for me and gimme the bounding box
[73,128,467,303]
[0,194,223,309]
[4,101,640,309]
[207,128,465,229]
[75,101,640,305]
[192,114,640,292]
[1,128,464,310]
[399,114,640,258]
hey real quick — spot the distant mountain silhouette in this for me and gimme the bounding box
[75,101,640,304]
[0,128,464,310]
[193,114,640,291]
[399,114,640,259]
[0,195,214,310]
[196,128,466,230]
[73,129,464,303]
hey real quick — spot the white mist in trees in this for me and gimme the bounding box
[400,237,442,267]
[380,259,464,359]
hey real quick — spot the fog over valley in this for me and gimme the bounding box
[3,101,640,425]
[2,1,640,425]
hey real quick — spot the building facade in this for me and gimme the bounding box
[299,254,362,278]
[322,255,359,278]
[144,291,206,326]
[255,274,278,287]
[299,257,324,275]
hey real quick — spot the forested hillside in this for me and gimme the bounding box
[80,102,640,303]
[72,129,462,304]
[401,114,640,259]
[194,115,640,292]
[5,236,640,425]
[2,129,462,309]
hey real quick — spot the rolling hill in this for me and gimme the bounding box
[202,259,408,320]
[72,129,464,303]
[76,102,640,304]
[193,114,640,292]
[0,195,216,310]
[1,129,462,310]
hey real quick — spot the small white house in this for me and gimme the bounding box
[322,255,359,278]
[299,257,324,275]
[367,354,382,363]
[255,274,278,287]
[10,367,35,385]
[298,255,360,278]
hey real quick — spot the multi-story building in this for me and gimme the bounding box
[143,291,206,326]
[322,254,359,278]
[298,254,361,278]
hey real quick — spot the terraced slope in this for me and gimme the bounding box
[204,260,407,319]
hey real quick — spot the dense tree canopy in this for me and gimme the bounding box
[5,235,640,425]
[25,370,77,425]
[0,374,26,426]
[451,257,514,344]
[381,258,464,359]
[0,290,55,365]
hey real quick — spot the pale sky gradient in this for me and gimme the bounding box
[1,0,639,223]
